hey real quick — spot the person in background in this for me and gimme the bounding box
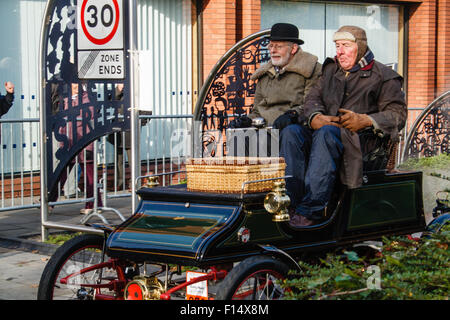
[0,81,14,118]
[0,81,14,144]
[107,83,131,190]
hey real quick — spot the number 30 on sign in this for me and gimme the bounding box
[77,0,123,50]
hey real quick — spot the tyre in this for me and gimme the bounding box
[215,255,290,300]
[423,213,450,238]
[37,233,121,300]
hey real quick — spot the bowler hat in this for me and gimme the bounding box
[269,23,304,45]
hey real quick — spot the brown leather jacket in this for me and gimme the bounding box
[304,58,407,188]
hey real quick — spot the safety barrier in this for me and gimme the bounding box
[0,115,193,213]
[0,118,40,211]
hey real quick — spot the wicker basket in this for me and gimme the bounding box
[186,157,286,194]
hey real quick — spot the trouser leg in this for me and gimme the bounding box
[116,149,124,188]
[297,125,343,220]
[84,162,94,209]
[84,161,104,209]
[280,124,312,209]
[63,165,77,197]
[116,147,131,189]
[49,163,73,202]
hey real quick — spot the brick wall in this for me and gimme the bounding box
[436,0,450,96]
[399,0,437,112]
[237,0,261,40]
[201,0,236,82]
[393,0,450,100]
[393,0,449,131]
[200,0,448,125]
[201,0,261,81]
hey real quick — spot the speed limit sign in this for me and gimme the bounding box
[77,0,123,50]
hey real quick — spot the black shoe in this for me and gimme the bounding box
[310,208,326,221]
[289,213,316,227]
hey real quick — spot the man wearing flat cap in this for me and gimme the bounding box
[281,25,407,226]
[229,23,321,129]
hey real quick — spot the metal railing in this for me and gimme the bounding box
[1,103,447,242]
[0,115,193,215]
[0,118,40,211]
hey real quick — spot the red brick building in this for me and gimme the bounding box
[197,0,450,130]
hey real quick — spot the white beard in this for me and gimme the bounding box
[271,52,291,67]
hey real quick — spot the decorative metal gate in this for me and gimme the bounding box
[39,0,137,239]
[403,91,450,159]
[193,30,271,157]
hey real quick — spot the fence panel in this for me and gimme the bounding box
[0,115,193,212]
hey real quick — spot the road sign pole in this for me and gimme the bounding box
[129,0,139,214]
[39,0,53,242]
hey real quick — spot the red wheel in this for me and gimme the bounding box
[37,234,128,300]
[232,269,286,299]
[215,256,289,300]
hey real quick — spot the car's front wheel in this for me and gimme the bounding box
[215,255,289,300]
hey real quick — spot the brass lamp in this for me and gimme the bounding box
[264,180,291,222]
[146,176,159,188]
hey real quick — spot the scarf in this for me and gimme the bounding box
[348,49,374,72]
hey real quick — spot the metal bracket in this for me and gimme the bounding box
[80,207,126,225]
[257,244,302,272]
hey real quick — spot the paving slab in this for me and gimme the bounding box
[0,248,48,300]
[0,196,133,300]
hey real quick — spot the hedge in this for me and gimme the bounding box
[282,225,449,300]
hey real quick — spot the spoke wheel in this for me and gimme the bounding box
[37,234,124,300]
[215,256,289,300]
[232,269,285,299]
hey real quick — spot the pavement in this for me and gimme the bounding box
[0,196,133,300]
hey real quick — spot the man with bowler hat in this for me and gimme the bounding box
[281,25,407,227]
[229,23,321,129]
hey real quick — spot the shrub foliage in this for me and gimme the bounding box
[399,153,450,170]
[283,226,449,300]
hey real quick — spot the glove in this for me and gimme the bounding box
[228,115,252,129]
[338,108,373,132]
[273,110,299,130]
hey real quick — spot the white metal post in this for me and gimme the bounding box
[129,0,139,214]
[38,0,53,242]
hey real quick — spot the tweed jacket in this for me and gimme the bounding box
[249,50,321,125]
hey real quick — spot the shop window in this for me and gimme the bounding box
[261,0,402,69]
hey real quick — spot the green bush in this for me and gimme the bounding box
[399,153,450,170]
[283,226,449,300]
[45,232,81,246]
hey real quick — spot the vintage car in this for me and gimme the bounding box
[37,29,449,301]
[37,163,450,300]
